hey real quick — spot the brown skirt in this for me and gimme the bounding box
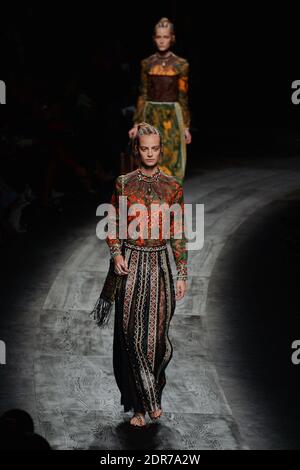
[113,241,176,413]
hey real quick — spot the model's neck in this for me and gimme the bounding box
[138,164,159,176]
[156,50,172,58]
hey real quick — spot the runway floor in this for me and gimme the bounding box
[1,155,300,449]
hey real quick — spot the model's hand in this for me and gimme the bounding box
[114,255,130,275]
[128,126,138,139]
[184,128,192,144]
[176,280,187,301]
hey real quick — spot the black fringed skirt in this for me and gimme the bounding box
[113,241,176,414]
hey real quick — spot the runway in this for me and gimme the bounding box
[1,156,300,449]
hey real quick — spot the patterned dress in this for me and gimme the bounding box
[106,166,188,414]
[133,52,191,185]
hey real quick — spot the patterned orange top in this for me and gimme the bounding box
[106,167,188,281]
[133,52,191,129]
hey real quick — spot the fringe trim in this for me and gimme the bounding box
[90,295,114,329]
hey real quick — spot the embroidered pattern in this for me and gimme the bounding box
[107,170,186,413]
[113,242,176,413]
[133,52,191,184]
[106,170,188,281]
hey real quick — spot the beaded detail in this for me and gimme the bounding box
[176,262,188,281]
[124,241,167,252]
[137,167,161,182]
[110,245,122,258]
[154,51,174,67]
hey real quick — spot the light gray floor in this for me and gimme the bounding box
[1,157,300,449]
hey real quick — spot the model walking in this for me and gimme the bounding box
[129,17,192,185]
[93,123,188,427]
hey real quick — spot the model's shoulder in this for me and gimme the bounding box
[141,54,155,66]
[113,172,136,193]
[119,169,139,182]
[173,54,189,67]
[159,170,181,186]
[159,170,172,181]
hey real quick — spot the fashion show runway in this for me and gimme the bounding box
[1,156,300,449]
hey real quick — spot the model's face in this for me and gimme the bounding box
[154,27,173,52]
[138,134,161,168]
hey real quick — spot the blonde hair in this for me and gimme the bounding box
[136,122,161,138]
[153,17,175,44]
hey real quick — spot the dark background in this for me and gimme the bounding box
[0,2,299,228]
[1,2,300,451]
[1,3,298,143]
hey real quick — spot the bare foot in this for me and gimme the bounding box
[148,409,163,420]
[130,412,146,427]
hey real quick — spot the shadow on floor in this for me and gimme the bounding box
[207,197,300,449]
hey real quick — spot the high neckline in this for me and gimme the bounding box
[155,51,173,61]
[137,166,161,182]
